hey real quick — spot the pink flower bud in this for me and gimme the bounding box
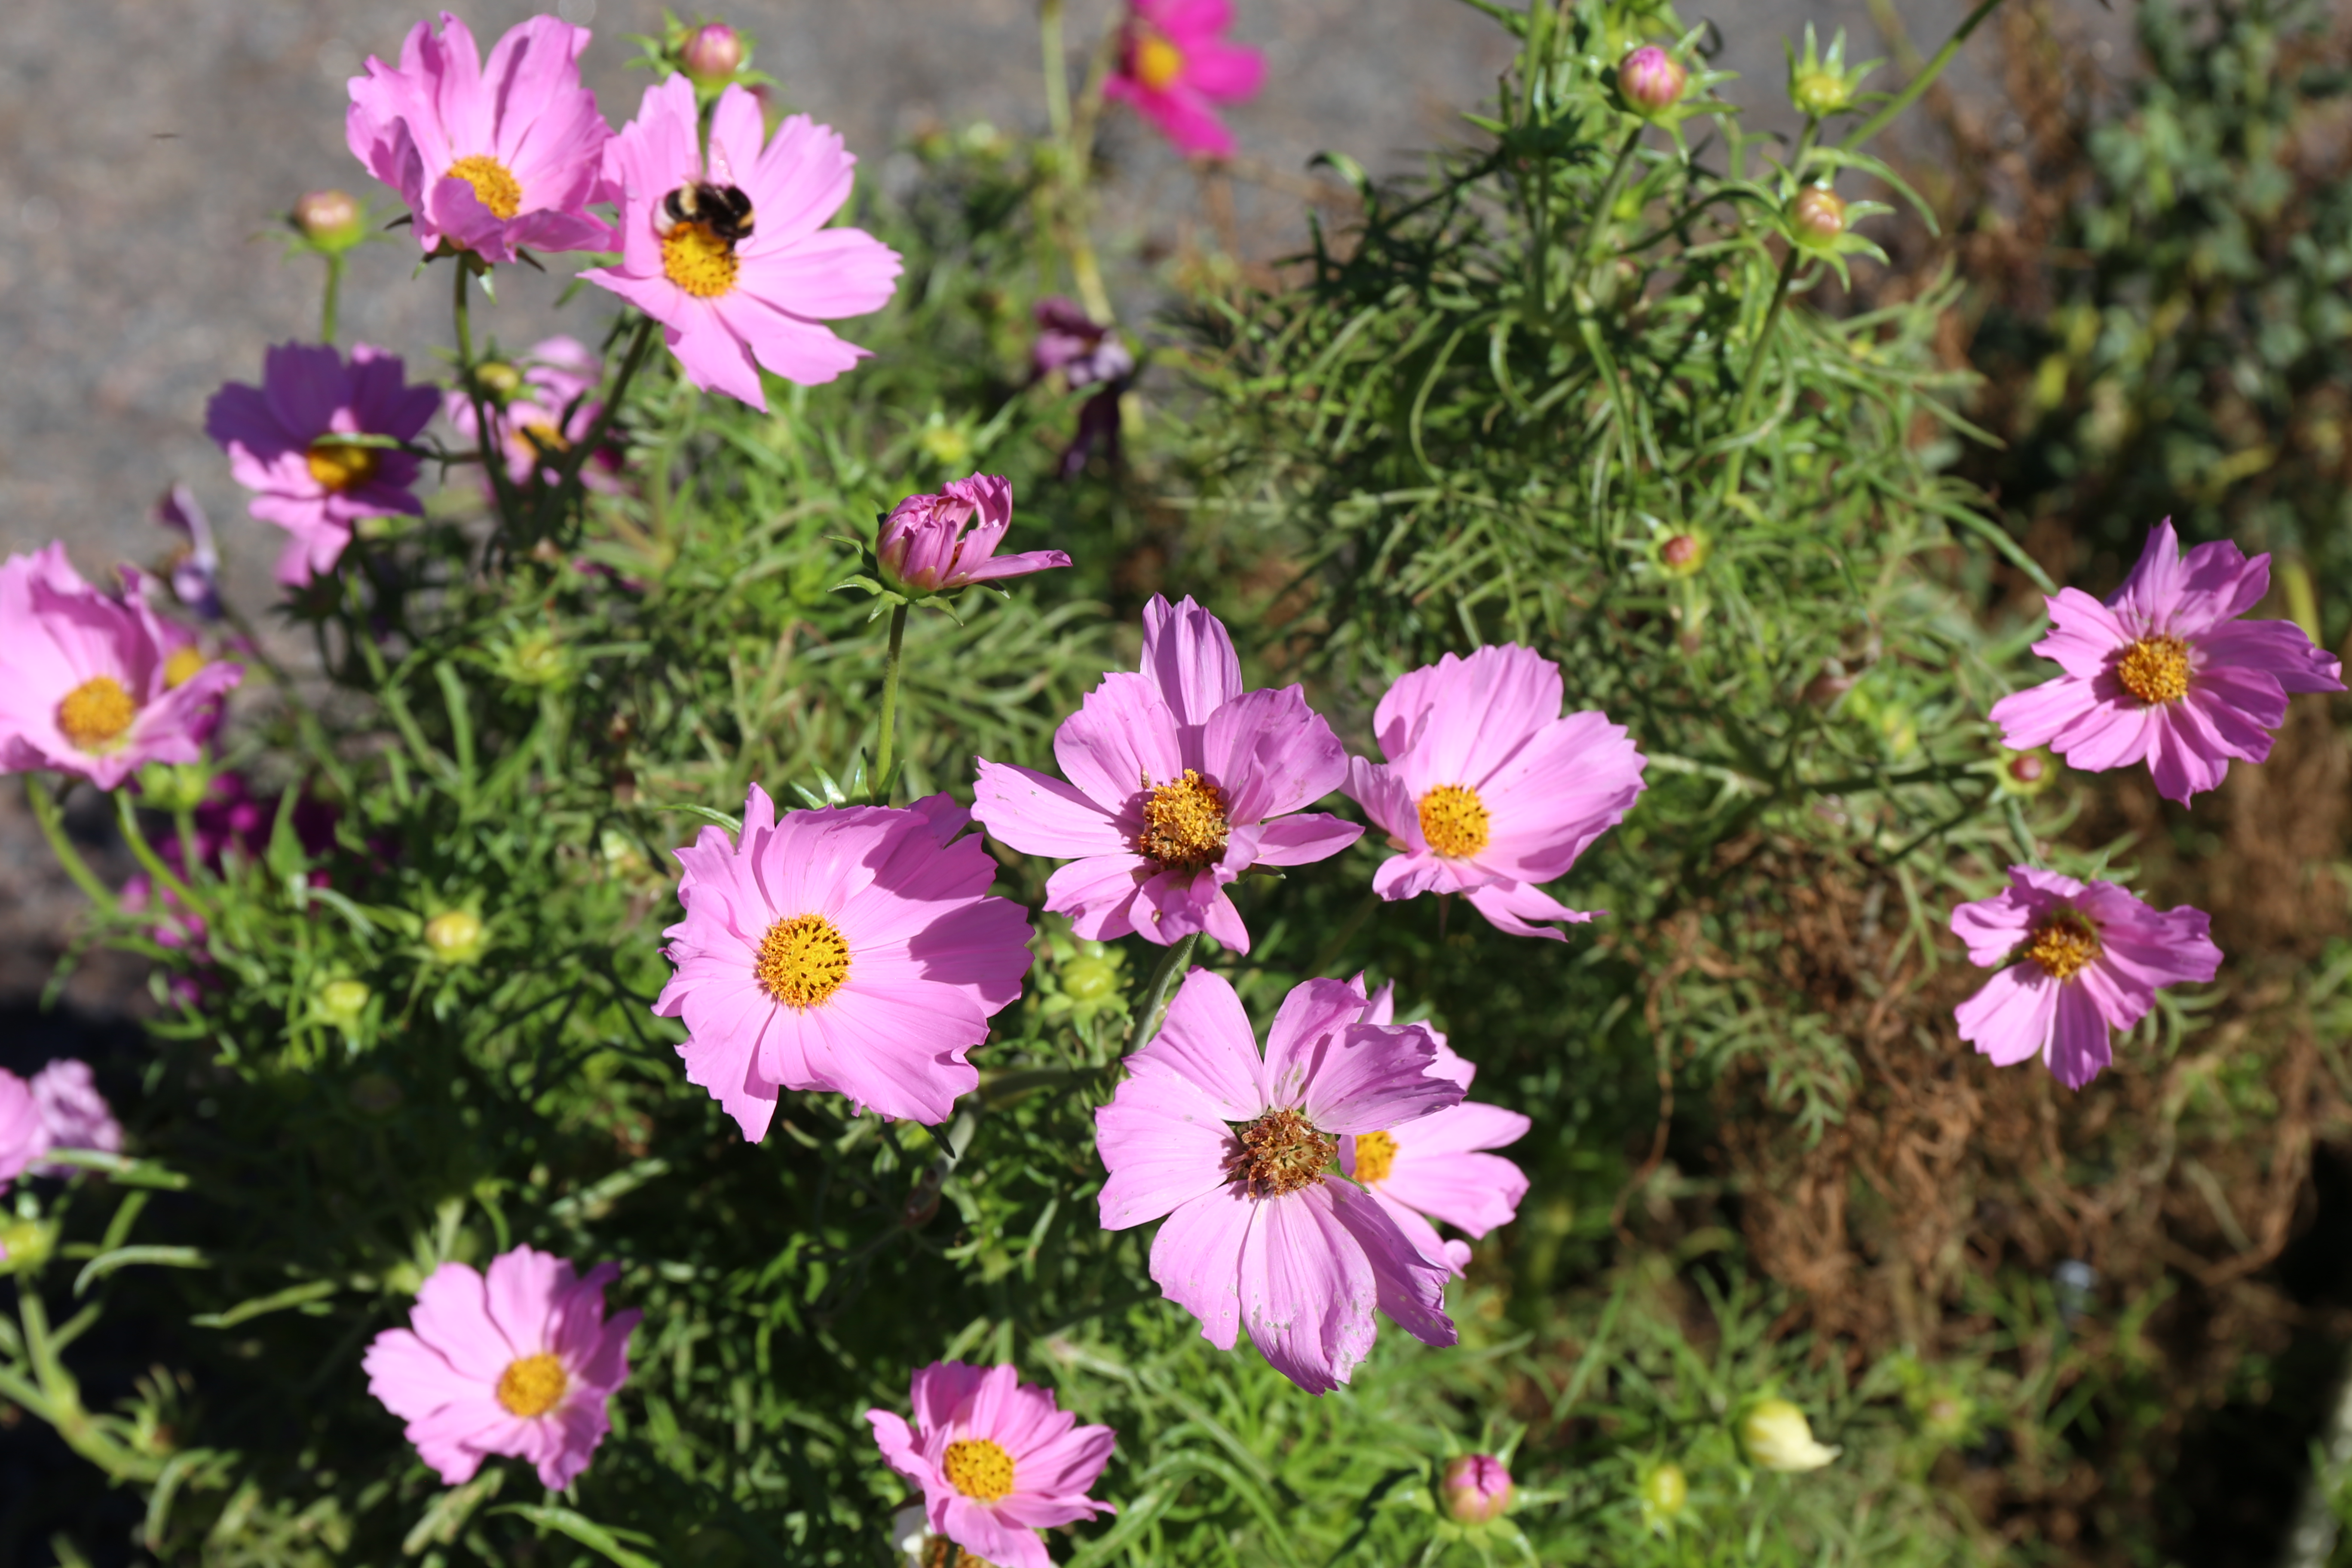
[1439,1455,1514,1524]
[1791,187,1848,243]
[292,189,363,248]
[681,23,743,84]
[1661,534,1700,569]
[1618,46,1687,114]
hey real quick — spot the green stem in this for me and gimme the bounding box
[24,777,113,912]
[1719,248,1801,501]
[1126,932,1200,1055]
[1055,17,1120,324]
[321,254,344,343]
[1841,0,2011,152]
[116,792,205,918]
[1040,0,1072,142]
[1565,126,1645,311]
[871,601,911,803]
[533,314,658,539]
[450,257,524,534]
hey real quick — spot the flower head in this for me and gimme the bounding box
[444,337,619,490]
[1341,982,1529,1277]
[879,475,1072,595]
[1439,1454,1514,1525]
[0,1071,45,1184]
[362,1245,639,1490]
[681,23,745,86]
[154,484,223,620]
[1951,866,2220,1090]
[1618,45,1687,114]
[583,77,902,410]
[205,343,440,587]
[1031,299,1135,389]
[867,1362,1116,1568]
[1094,969,1464,1393]
[974,596,1362,954]
[655,787,1034,1134]
[1989,521,2345,804]
[1346,643,1647,939]
[0,546,243,790]
[1106,0,1266,160]
[346,12,614,263]
[27,1060,123,1178]
[1740,1399,1840,1473]
[291,188,367,249]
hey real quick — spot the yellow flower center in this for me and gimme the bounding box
[1137,769,1231,872]
[755,913,852,1008]
[494,1352,568,1417]
[516,420,570,458]
[447,153,523,220]
[920,1539,994,1568]
[1417,784,1491,859]
[662,220,741,299]
[305,438,380,493]
[1133,31,1186,91]
[162,646,208,690]
[1228,1107,1336,1198]
[57,676,137,750]
[2115,634,2191,706]
[2024,913,2100,982]
[1351,1129,1399,1186]
[943,1437,1017,1502]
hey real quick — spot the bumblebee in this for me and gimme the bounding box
[662,181,754,245]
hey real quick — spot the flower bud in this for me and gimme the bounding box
[318,977,372,1031]
[423,909,487,965]
[1657,531,1710,578]
[1790,187,1848,245]
[1439,1454,1514,1524]
[1791,69,1853,118]
[1618,46,1687,115]
[1638,1461,1688,1523]
[0,1218,59,1274]
[1996,745,2058,796]
[1061,953,1122,1003]
[1740,1399,1841,1472]
[292,189,365,251]
[681,22,744,85]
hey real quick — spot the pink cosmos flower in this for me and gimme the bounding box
[867,1361,1116,1568]
[1031,299,1134,389]
[1106,0,1267,160]
[1340,981,1529,1277]
[27,1060,123,1179]
[1345,643,1647,940]
[655,787,1033,1135]
[346,12,614,264]
[1989,521,2344,805]
[973,596,1361,954]
[584,76,902,410]
[878,474,1072,594]
[1950,866,2222,1090]
[205,343,440,587]
[1095,968,1464,1394]
[362,1245,640,1490]
[443,337,619,490]
[0,546,243,791]
[0,1072,43,1183]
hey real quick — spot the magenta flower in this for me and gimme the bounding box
[1439,1455,1515,1525]
[154,484,222,621]
[346,12,613,264]
[655,787,1032,1135]
[867,1361,1116,1568]
[974,596,1360,954]
[879,475,1072,594]
[205,343,439,587]
[1031,299,1134,389]
[1106,0,1266,160]
[27,1060,122,1179]
[1345,643,1647,940]
[1990,521,2344,805]
[1095,969,1463,1393]
[0,1072,43,1184]
[0,546,243,791]
[1950,866,2221,1090]
[1341,982,1529,1277]
[584,77,902,410]
[364,1246,638,1490]
[444,337,618,490]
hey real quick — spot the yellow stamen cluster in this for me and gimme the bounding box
[662,219,740,298]
[494,1352,568,1418]
[516,420,570,458]
[943,1437,1017,1502]
[2024,914,2100,983]
[1228,1107,1336,1198]
[447,153,523,220]
[2116,634,2191,706]
[756,913,852,1008]
[306,438,380,493]
[163,646,208,690]
[1351,1130,1399,1186]
[1137,769,1231,871]
[1133,31,1186,91]
[57,676,137,750]
[1417,784,1491,860]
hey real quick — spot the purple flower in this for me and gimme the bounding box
[878,475,1071,594]
[0,1073,40,1183]
[154,485,222,621]
[1094,969,1463,1394]
[1950,866,2222,1089]
[972,596,1362,954]
[443,337,619,491]
[1989,521,2345,805]
[1031,299,1134,389]
[27,1060,122,1178]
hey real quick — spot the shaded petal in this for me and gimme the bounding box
[1149,1184,1253,1351]
[1239,1185,1378,1393]
[1329,1182,1456,1348]
[2046,983,2113,1089]
[1954,966,2056,1069]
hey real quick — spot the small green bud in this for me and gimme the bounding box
[1790,187,1848,246]
[1792,69,1853,117]
[1740,1399,1841,1472]
[1061,953,1122,1002]
[0,1219,59,1274]
[318,977,372,1031]
[292,188,366,251]
[1638,1460,1689,1525]
[137,762,212,814]
[681,22,744,86]
[1657,531,1709,578]
[423,909,488,965]
[1995,745,2059,796]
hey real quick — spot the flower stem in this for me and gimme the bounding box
[24,777,114,912]
[116,791,205,918]
[1040,0,1072,142]
[321,254,344,343]
[1718,247,1801,502]
[534,313,657,539]
[1565,126,1644,312]
[1839,0,2011,152]
[450,256,474,365]
[1127,931,1200,1055]
[871,601,911,803]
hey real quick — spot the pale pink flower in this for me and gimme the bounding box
[346,12,614,264]
[1095,969,1463,1394]
[973,596,1360,954]
[1341,982,1529,1277]
[0,1072,43,1183]
[205,343,440,587]
[0,546,243,791]
[27,1060,123,1179]
[1989,521,2344,805]
[1950,866,2221,1090]
[879,475,1071,594]
[1106,0,1266,160]
[584,77,902,410]
[867,1361,1116,1568]
[443,337,618,490]
[1346,643,1646,939]
[654,787,1032,1135]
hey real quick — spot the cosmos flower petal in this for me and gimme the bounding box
[1134,968,1266,1119]
[1329,1182,1456,1348]
[2200,619,2345,694]
[2046,983,2113,1089]
[1150,1185,1253,1349]
[1043,854,1152,940]
[1954,966,2056,1067]
[1239,1182,1378,1393]
[1139,594,1244,735]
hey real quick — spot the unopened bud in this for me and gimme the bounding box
[1658,532,1709,577]
[292,189,364,249]
[1062,953,1121,1002]
[319,978,372,1029]
[1439,1454,1513,1524]
[1792,70,1853,118]
[0,1219,59,1274]
[423,909,487,964]
[682,22,744,85]
[1740,1399,1841,1472]
[1996,746,2058,796]
[1639,1461,1688,1521]
[1791,187,1848,245]
[1618,46,1687,115]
